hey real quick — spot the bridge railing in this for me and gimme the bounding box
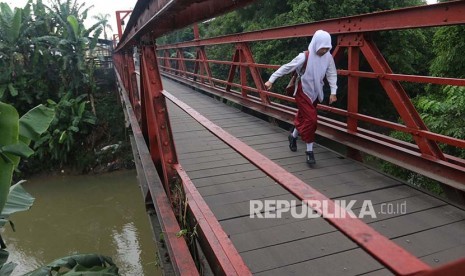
[155,1,465,200]
[113,0,465,275]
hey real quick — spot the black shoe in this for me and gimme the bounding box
[306,151,316,165]
[288,134,297,152]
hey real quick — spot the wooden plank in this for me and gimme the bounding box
[174,131,217,141]
[180,152,244,166]
[360,269,394,276]
[243,137,291,148]
[225,127,284,138]
[282,156,355,171]
[228,188,446,253]
[223,124,286,134]
[178,148,236,161]
[293,163,366,180]
[392,220,465,258]
[204,184,289,206]
[312,179,400,198]
[223,123,280,132]
[230,213,335,252]
[211,118,264,128]
[172,126,209,133]
[420,244,465,267]
[361,194,447,223]
[271,153,340,167]
[254,248,385,276]
[192,170,267,187]
[258,143,329,154]
[187,163,258,179]
[240,231,357,273]
[220,208,311,235]
[175,138,228,149]
[302,168,393,188]
[212,193,298,221]
[370,205,465,239]
[337,185,422,204]
[176,141,230,154]
[181,157,250,172]
[254,147,331,160]
[198,177,275,197]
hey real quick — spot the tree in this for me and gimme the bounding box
[413,25,465,158]
[196,0,429,118]
[0,0,107,171]
[92,13,113,40]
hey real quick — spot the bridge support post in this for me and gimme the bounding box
[336,34,363,162]
[139,43,179,196]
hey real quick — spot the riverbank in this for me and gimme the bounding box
[18,73,135,178]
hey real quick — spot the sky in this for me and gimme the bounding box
[8,0,437,39]
[7,0,138,39]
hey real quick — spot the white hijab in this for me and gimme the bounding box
[301,30,333,103]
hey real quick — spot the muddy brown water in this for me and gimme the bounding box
[2,170,162,276]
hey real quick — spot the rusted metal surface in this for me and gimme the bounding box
[115,10,132,41]
[360,38,445,160]
[115,0,258,51]
[139,45,178,195]
[176,164,252,276]
[115,68,199,276]
[164,90,431,275]
[156,0,465,49]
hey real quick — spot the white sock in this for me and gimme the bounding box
[292,128,299,138]
[306,143,313,152]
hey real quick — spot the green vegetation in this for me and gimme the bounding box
[92,13,113,40]
[384,25,465,192]
[0,0,131,175]
[160,0,429,116]
[0,102,53,274]
[24,254,118,275]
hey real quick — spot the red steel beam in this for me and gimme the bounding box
[175,165,252,276]
[115,68,199,276]
[317,105,465,151]
[115,10,132,41]
[347,43,360,132]
[115,0,258,52]
[163,90,431,275]
[360,38,445,160]
[338,70,465,86]
[157,0,465,50]
[140,45,179,194]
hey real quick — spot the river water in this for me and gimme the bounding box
[2,170,162,276]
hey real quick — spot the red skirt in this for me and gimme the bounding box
[294,83,318,143]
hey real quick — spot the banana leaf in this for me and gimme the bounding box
[24,254,119,276]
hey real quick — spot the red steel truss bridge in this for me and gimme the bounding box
[112,1,465,275]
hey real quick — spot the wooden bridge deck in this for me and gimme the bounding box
[163,77,465,275]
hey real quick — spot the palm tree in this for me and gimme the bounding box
[92,13,112,40]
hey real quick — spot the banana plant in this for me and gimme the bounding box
[0,102,54,274]
[24,254,119,275]
[0,2,28,99]
[0,103,54,211]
